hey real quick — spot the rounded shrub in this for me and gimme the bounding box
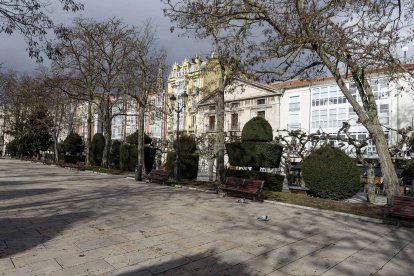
[109,140,122,169]
[90,133,105,166]
[120,143,137,171]
[173,135,197,153]
[63,132,84,155]
[166,152,199,180]
[126,131,152,145]
[241,117,273,142]
[302,145,360,200]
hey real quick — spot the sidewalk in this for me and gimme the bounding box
[0,159,413,275]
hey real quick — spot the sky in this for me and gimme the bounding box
[0,0,212,74]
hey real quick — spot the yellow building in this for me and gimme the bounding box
[166,55,221,139]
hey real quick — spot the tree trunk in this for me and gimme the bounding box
[366,123,400,203]
[366,163,376,204]
[52,133,59,161]
[208,158,214,181]
[215,87,226,183]
[101,99,112,168]
[136,104,145,180]
[85,101,92,166]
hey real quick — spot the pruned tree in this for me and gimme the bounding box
[163,0,414,201]
[120,20,166,179]
[0,0,83,61]
[164,3,251,183]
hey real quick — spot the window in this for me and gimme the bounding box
[289,95,300,111]
[379,104,390,125]
[231,102,240,109]
[257,111,265,118]
[231,114,239,131]
[191,115,196,128]
[257,98,265,105]
[209,115,216,132]
[209,105,216,111]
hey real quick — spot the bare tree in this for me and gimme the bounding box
[164,5,251,182]
[0,0,83,61]
[121,21,166,179]
[163,0,414,200]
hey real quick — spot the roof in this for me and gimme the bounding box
[270,63,414,90]
[197,77,281,106]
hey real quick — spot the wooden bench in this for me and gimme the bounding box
[148,169,170,184]
[390,196,414,219]
[55,160,65,167]
[222,177,265,201]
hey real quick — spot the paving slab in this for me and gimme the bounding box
[0,159,413,275]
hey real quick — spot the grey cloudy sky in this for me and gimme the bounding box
[0,0,212,74]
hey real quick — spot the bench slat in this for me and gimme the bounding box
[390,196,414,219]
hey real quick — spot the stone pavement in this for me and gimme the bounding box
[0,159,413,276]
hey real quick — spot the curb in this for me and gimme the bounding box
[263,199,387,224]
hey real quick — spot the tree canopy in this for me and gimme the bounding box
[0,0,83,61]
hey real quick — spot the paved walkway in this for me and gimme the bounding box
[0,159,413,276]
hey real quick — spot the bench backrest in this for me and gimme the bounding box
[150,170,169,177]
[225,177,245,188]
[243,179,265,190]
[392,196,414,209]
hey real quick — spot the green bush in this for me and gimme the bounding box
[6,139,18,156]
[63,155,85,164]
[224,169,284,191]
[63,132,84,155]
[90,133,105,166]
[166,152,199,180]
[173,135,197,153]
[120,144,137,171]
[226,142,283,168]
[241,116,273,142]
[126,131,152,145]
[109,140,122,169]
[144,147,157,173]
[302,145,360,200]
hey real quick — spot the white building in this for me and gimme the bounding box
[277,72,414,158]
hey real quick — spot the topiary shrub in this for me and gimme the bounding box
[226,142,283,168]
[173,135,197,153]
[120,143,137,171]
[63,132,84,155]
[224,169,284,191]
[90,133,105,166]
[109,140,122,169]
[166,152,199,180]
[126,131,152,145]
[64,155,85,164]
[241,116,273,142]
[144,147,157,173]
[302,145,360,200]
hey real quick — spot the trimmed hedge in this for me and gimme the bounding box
[90,133,105,166]
[109,140,122,169]
[302,145,360,200]
[166,152,199,180]
[144,147,156,173]
[63,155,85,164]
[120,144,137,171]
[63,132,84,155]
[126,131,152,145]
[173,135,197,153]
[226,142,283,168]
[241,116,273,142]
[224,169,284,191]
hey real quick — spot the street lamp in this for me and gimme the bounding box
[170,91,188,181]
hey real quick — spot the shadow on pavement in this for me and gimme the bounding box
[0,211,93,258]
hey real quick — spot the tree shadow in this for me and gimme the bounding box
[115,253,260,275]
[0,188,63,200]
[0,211,93,258]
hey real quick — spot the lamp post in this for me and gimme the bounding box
[169,91,188,181]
